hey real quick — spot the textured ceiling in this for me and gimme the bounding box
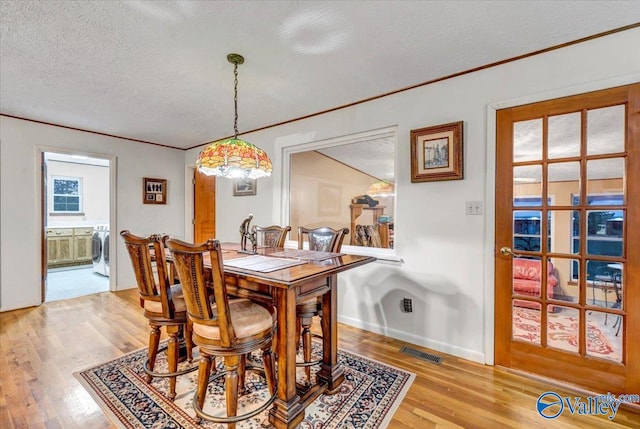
[1,1,639,150]
[318,138,394,181]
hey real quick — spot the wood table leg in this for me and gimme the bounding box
[269,288,305,429]
[317,274,344,392]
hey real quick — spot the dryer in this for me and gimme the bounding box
[103,227,110,277]
[92,225,108,276]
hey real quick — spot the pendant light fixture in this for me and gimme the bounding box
[367,180,395,197]
[196,54,272,179]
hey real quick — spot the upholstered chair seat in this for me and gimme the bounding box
[296,297,322,317]
[143,284,187,314]
[191,298,275,342]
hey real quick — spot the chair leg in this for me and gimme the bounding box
[262,346,276,396]
[184,319,194,363]
[295,318,302,352]
[224,355,240,429]
[613,315,622,336]
[166,325,180,400]
[238,354,246,394]
[147,324,161,383]
[195,352,213,423]
[301,316,313,383]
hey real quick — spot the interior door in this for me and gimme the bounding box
[41,153,47,302]
[495,84,639,394]
[194,169,216,242]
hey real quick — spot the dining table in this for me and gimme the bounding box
[165,242,376,429]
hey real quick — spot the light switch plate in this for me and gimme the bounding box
[465,201,483,215]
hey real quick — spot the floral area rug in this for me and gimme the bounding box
[74,340,414,429]
[512,306,620,362]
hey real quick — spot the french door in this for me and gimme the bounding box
[495,84,639,394]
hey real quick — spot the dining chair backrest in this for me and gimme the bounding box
[298,226,349,253]
[253,225,291,248]
[120,230,175,318]
[165,238,236,347]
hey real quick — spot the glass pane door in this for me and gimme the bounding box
[495,83,639,395]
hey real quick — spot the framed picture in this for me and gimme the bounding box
[233,178,257,196]
[410,121,463,182]
[143,177,167,204]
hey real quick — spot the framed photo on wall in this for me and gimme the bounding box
[410,121,464,182]
[143,177,167,204]
[233,178,257,196]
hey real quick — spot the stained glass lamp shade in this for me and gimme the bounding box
[196,53,272,179]
[368,180,394,196]
[197,137,272,179]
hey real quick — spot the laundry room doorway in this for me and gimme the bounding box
[41,150,114,302]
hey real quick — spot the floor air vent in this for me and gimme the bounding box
[400,346,443,364]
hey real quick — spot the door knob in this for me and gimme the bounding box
[500,246,522,257]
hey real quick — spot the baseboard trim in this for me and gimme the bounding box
[338,314,486,364]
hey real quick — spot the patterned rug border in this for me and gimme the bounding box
[74,343,415,429]
[74,365,136,429]
[337,348,416,428]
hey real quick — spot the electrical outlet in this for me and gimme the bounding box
[465,201,483,215]
[401,298,413,313]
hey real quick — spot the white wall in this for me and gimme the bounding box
[46,160,109,226]
[185,28,640,363]
[0,118,186,311]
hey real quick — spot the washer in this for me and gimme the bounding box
[103,227,110,277]
[92,225,108,276]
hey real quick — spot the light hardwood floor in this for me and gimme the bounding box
[1,289,638,428]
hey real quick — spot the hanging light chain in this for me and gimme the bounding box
[233,60,239,139]
[197,53,271,178]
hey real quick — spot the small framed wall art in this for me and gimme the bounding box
[233,178,257,196]
[143,177,167,204]
[410,121,464,182]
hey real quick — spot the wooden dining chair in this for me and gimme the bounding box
[297,226,348,254]
[165,237,277,427]
[253,224,291,247]
[120,230,195,400]
[296,226,348,383]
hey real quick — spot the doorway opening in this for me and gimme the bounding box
[42,151,112,302]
